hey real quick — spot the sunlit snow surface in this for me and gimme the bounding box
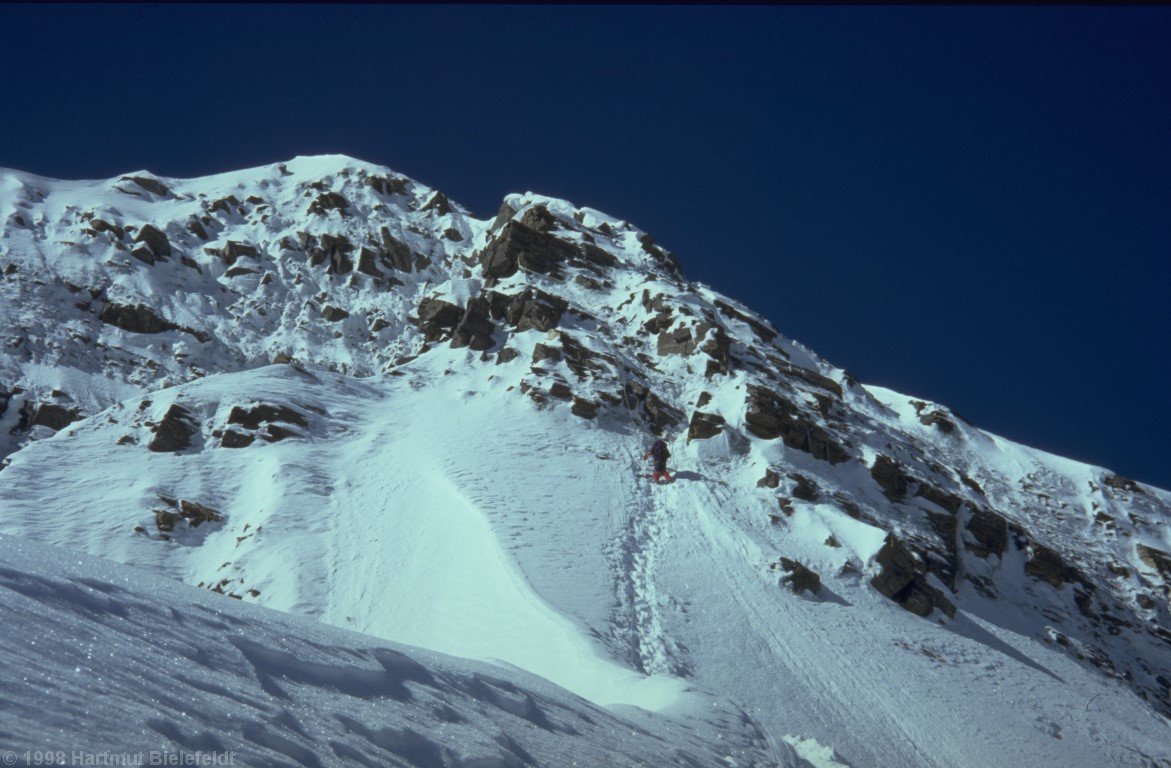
[0,157,1169,767]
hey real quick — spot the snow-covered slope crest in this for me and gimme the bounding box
[2,156,1170,767]
[0,532,793,767]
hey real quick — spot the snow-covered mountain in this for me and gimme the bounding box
[0,155,1168,767]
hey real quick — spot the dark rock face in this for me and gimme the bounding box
[451,296,496,351]
[496,347,521,365]
[154,509,181,531]
[915,482,964,515]
[308,191,349,216]
[1026,543,1073,587]
[774,361,843,398]
[220,430,255,448]
[532,344,562,364]
[559,334,611,379]
[227,403,308,430]
[644,392,684,434]
[122,176,171,197]
[778,558,821,596]
[321,305,349,322]
[657,326,699,356]
[417,298,462,341]
[148,404,198,453]
[687,411,725,441]
[919,409,957,433]
[154,498,220,529]
[505,289,567,333]
[576,243,618,272]
[701,328,732,377]
[714,299,777,343]
[186,218,209,240]
[548,382,573,401]
[1103,474,1145,495]
[571,397,599,419]
[88,218,125,238]
[1137,545,1171,585]
[757,469,781,489]
[366,175,409,196]
[357,247,383,277]
[421,192,453,215]
[870,455,910,501]
[480,221,580,280]
[379,229,417,272]
[790,474,819,502]
[744,386,850,464]
[222,241,259,265]
[178,499,222,527]
[965,508,1008,558]
[519,205,557,232]
[871,534,956,618]
[31,403,81,431]
[134,224,172,258]
[99,302,174,335]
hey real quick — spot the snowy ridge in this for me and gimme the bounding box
[1,156,1169,767]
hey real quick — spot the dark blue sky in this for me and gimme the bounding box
[2,5,1168,488]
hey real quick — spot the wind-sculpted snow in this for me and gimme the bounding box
[0,534,790,767]
[1,156,1170,767]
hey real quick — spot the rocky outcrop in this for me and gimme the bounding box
[378,229,417,272]
[450,297,496,351]
[153,496,222,532]
[687,411,725,441]
[657,326,699,356]
[559,334,611,379]
[321,305,349,322]
[505,289,567,333]
[871,534,956,618]
[919,409,957,434]
[222,241,259,265]
[421,192,453,215]
[790,474,819,502]
[148,404,198,453]
[357,247,383,277]
[178,499,222,527]
[1025,543,1074,588]
[571,397,599,419]
[417,298,462,341]
[965,507,1008,558]
[308,191,349,216]
[915,482,964,515]
[480,221,580,280]
[870,455,910,501]
[532,344,561,365]
[777,558,821,596]
[644,392,684,434]
[121,175,171,197]
[227,403,308,430]
[774,361,843,398]
[714,299,776,343]
[31,403,81,431]
[366,174,409,196]
[744,386,850,464]
[220,430,255,448]
[99,302,174,335]
[134,224,172,258]
[1137,544,1171,585]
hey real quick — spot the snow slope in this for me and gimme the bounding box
[1,156,1169,767]
[0,532,789,767]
